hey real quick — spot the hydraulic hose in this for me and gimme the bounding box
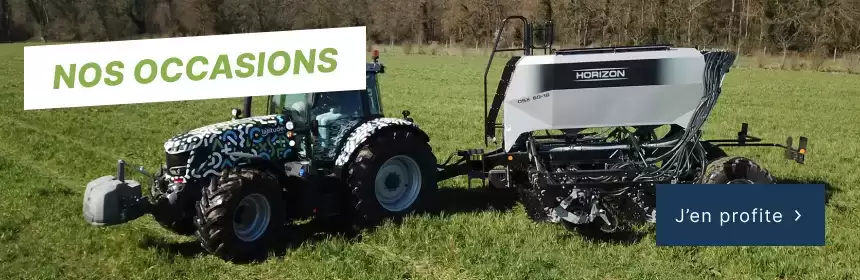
[635,50,737,181]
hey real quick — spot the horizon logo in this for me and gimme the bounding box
[573,67,628,82]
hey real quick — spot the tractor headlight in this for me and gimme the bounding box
[289,140,296,147]
[285,121,294,130]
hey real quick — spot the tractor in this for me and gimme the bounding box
[83,50,440,261]
[83,16,809,262]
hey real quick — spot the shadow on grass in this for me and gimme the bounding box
[559,227,651,246]
[137,234,203,262]
[430,186,519,215]
[136,186,521,264]
[138,234,205,261]
[137,219,351,264]
[773,177,839,204]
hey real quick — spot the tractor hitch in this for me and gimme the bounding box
[82,160,154,226]
[704,123,808,164]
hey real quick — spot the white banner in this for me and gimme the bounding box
[23,26,367,110]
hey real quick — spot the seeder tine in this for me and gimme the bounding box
[785,136,794,160]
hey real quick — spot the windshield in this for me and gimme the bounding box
[267,73,380,160]
[269,74,380,122]
[270,93,311,125]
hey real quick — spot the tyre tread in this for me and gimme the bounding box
[343,128,438,229]
[194,167,285,262]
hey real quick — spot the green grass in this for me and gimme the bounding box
[2,43,859,280]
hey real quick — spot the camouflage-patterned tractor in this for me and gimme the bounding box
[82,51,439,261]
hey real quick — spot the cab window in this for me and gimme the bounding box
[366,74,383,116]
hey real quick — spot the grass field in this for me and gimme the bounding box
[1,42,859,280]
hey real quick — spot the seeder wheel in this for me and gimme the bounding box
[700,156,774,184]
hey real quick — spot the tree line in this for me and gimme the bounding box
[2,0,859,58]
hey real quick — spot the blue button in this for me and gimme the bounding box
[656,184,825,246]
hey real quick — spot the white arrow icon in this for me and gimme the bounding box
[795,210,802,221]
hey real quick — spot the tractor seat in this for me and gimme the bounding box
[315,109,344,148]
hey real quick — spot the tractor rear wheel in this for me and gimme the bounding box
[194,167,286,262]
[344,128,438,229]
[700,156,774,184]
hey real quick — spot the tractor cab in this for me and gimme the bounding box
[266,50,386,160]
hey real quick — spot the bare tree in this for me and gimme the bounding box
[0,0,858,65]
[24,0,49,39]
[686,0,709,45]
[771,0,805,68]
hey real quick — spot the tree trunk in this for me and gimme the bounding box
[758,18,765,53]
[728,0,735,47]
[1,0,9,42]
[686,15,692,45]
[736,0,745,54]
[833,47,837,62]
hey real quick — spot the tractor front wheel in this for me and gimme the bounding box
[194,167,286,262]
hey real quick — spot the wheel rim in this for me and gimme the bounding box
[728,179,755,184]
[232,193,271,242]
[374,155,422,212]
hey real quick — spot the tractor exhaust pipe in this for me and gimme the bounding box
[243,97,252,118]
[116,159,125,182]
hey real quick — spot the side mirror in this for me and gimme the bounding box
[402,110,414,122]
[231,108,242,120]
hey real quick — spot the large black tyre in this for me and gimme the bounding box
[194,167,286,262]
[149,168,197,236]
[343,128,438,229]
[699,156,774,184]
